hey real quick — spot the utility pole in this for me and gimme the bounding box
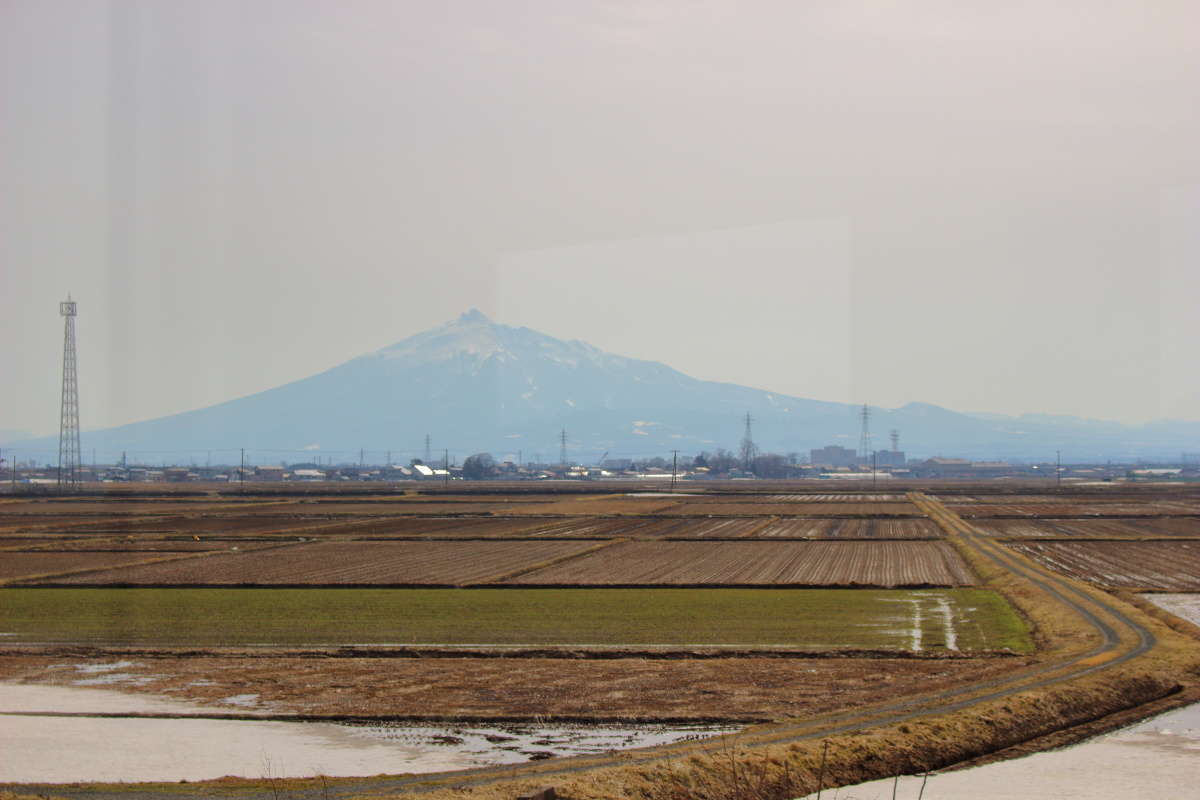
[240,448,245,492]
[872,450,878,489]
[443,449,450,487]
[1056,450,1062,488]
[386,450,391,468]
[671,450,679,493]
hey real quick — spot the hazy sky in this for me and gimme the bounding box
[4,0,1199,436]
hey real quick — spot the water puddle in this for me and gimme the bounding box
[345,720,738,765]
[830,701,1200,800]
[1144,592,1200,626]
[0,682,737,783]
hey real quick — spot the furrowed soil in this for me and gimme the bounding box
[4,483,1200,799]
[505,540,975,586]
[31,539,601,586]
[1005,539,1200,591]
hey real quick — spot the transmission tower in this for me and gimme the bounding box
[858,404,872,461]
[739,412,757,470]
[559,429,568,467]
[890,429,900,452]
[57,296,82,489]
[424,434,431,464]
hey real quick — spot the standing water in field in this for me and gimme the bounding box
[827,701,1200,800]
[0,682,738,783]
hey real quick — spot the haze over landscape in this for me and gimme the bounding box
[8,310,1200,463]
[6,5,1200,800]
[4,0,1200,451]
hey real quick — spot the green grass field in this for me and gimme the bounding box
[0,588,1032,652]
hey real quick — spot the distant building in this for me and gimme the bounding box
[874,450,906,467]
[810,445,858,468]
[915,458,972,478]
[255,465,285,481]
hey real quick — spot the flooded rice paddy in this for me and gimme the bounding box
[829,701,1200,799]
[830,592,1200,799]
[0,681,737,783]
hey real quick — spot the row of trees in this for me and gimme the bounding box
[454,449,805,479]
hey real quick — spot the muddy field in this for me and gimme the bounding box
[1006,540,1200,590]
[14,539,976,588]
[27,540,603,586]
[975,517,1200,538]
[0,651,1029,721]
[505,540,975,587]
[523,516,768,538]
[754,518,942,538]
[953,502,1198,517]
[55,514,360,536]
[674,494,909,503]
[662,502,923,516]
[0,552,177,582]
[15,538,269,552]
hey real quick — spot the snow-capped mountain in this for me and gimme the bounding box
[11,310,1200,462]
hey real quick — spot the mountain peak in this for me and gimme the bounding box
[457,308,491,324]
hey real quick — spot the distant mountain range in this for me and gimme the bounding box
[7,310,1200,463]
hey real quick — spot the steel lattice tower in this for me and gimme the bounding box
[58,296,82,489]
[858,404,872,461]
[739,412,757,470]
[559,429,568,467]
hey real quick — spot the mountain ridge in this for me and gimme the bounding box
[6,311,1199,462]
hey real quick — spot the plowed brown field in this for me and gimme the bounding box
[59,515,351,535]
[975,518,1200,538]
[523,517,766,538]
[17,539,261,552]
[755,518,942,538]
[312,516,555,537]
[505,540,974,586]
[677,494,907,503]
[37,540,598,586]
[0,551,174,582]
[1005,540,1200,590]
[662,502,921,517]
[226,501,511,515]
[954,502,1193,517]
[0,514,128,531]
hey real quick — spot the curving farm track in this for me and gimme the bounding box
[244,494,1162,799]
[9,494,1170,800]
